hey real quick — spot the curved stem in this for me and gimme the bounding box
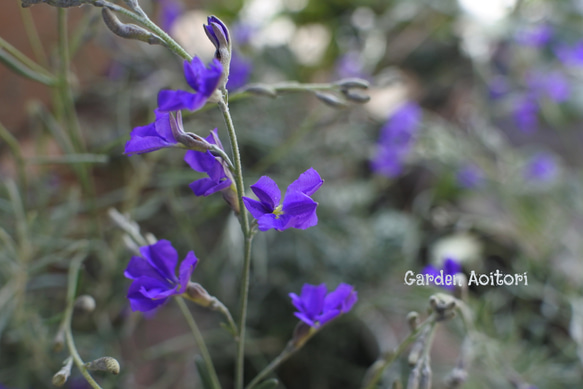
[176,297,222,389]
[63,251,103,389]
[245,343,295,389]
[361,314,436,389]
[217,96,253,389]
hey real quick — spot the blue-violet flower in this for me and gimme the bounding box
[125,109,178,155]
[422,258,462,290]
[124,240,198,312]
[243,168,323,231]
[157,57,222,112]
[289,283,357,328]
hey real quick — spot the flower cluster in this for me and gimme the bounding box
[289,283,358,328]
[371,102,422,178]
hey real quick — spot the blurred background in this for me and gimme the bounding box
[2,0,583,388]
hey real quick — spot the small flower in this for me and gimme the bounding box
[371,102,421,178]
[204,16,231,87]
[524,152,558,182]
[422,258,462,290]
[512,96,538,133]
[243,168,324,231]
[124,240,198,312]
[289,283,357,328]
[124,109,178,155]
[184,129,239,213]
[515,24,552,47]
[157,57,222,112]
[556,41,583,66]
[456,164,484,189]
[527,70,570,103]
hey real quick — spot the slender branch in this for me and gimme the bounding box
[245,343,295,389]
[62,251,103,389]
[175,297,222,389]
[361,314,436,389]
[217,96,253,389]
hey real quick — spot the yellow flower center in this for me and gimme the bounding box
[273,204,284,219]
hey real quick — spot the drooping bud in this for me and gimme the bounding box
[102,9,165,46]
[204,16,231,89]
[342,89,371,104]
[53,324,66,352]
[52,357,73,387]
[74,295,96,313]
[184,282,214,307]
[407,311,420,332]
[169,111,213,152]
[85,357,120,375]
[334,77,370,89]
[242,84,278,98]
[315,92,348,108]
[429,294,457,322]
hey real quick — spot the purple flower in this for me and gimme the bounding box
[556,41,583,66]
[243,168,323,231]
[289,283,357,328]
[527,71,570,103]
[184,129,238,212]
[157,57,222,112]
[125,109,178,155]
[124,240,198,312]
[226,50,252,91]
[456,164,484,189]
[488,76,509,100]
[515,24,552,47]
[336,51,368,79]
[524,152,558,182]
[512,96,538,133]
[371,102,422,178]
[204,15,230,48]
[422,258,462,290]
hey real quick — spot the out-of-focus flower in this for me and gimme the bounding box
[515,24,552,47]
[158,57,222,112]
[157,0,182,33]
[556,41,583,66]
[371,102,422,178]
[456,164,484,189]
[336,51,368,79]
[527,70,570,103]
[184,129,239,213]
[226,50,252,91]
[289,283,357,328]
[124,240,198,312]
[524,152,558,182]
[125,109,178,155]
[243,168,323,231]
[512,96,538,133]
[488,76,510,100]
[422,258,462,290]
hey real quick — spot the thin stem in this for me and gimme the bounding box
[175,297,222,389]
[361,314,436,389]
[62,251,103,389]
[245,343,295,389]
[217,96,253,389]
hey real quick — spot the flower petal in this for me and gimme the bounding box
[189,177,231,197]
[243,196,273,220]
[294,312,316,327]
[158,89,206,112]
[443,258,461,276]
[183,58,222,97]
[140,240,179,283]
[286,168,323,196]
[178,251,198,293]
[127,277,171,312]
[281,192,317,219]
[250,176,281,210]
[124,255,165,281]
[299,283,327,319]
[324,283,357,313]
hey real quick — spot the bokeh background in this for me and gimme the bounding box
[2,0,583,388]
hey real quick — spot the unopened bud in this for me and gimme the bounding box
[242,84,278,98]
[315,92,348,108]
[184,282,214,308]
[429,294,457,322]
[52,357,73,387]
[74,295,96,313]
[342,89,371,104]
[169,112,212,152]
[102,9,165,46]
[53,325,65,352]
[407,311,420,332]
[335,78,370,89]
[445,367,468,388]
[85,356,120,375]
[204,16,231,88]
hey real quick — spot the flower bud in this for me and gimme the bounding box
[85,356,120,375]
[169,112,213,152]
[204,16,232,89]
[184,282,214,308]
[429,293,457,322]
[342,89,371,104]
[334,78,370,89]
[406,311,420,332]
[242,84,278,98]
[53,325,65,352]
[315,92,348,108]
[74,295,96,313]
[102,9,165,46]
[52,357,73,387]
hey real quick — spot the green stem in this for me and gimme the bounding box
[245,343,296,389]
[62,251,103,389]
[217,96,253,389]
[175,297,222,389]
[361,314,436,389]
[0,122,27,194]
